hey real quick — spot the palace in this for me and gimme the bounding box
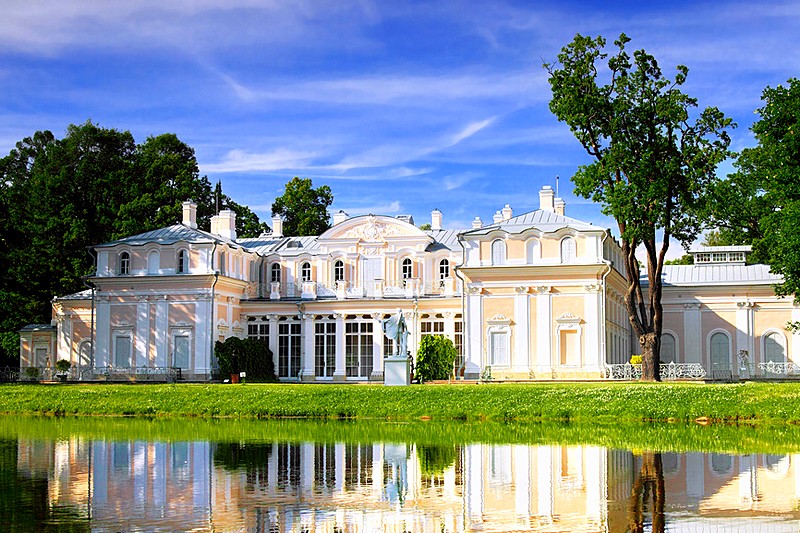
[19,186,798,381]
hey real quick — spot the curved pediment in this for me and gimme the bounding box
[319,215,428,243]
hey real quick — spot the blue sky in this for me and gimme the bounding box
[1,0,798,257]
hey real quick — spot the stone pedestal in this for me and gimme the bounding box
[384,355,411,386]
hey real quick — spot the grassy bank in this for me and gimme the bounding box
[1,381,800,424]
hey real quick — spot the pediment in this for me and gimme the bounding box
[319,215,429,243]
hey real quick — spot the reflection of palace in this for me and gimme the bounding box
[15,437,800,531]
[20,186,797,381]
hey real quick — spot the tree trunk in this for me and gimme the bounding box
[640,332,661,382]
[628,452,665,533]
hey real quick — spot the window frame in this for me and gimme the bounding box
[119,251,131,275]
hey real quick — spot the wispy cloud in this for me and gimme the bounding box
[339,201,403,215]
[202,148,319,173]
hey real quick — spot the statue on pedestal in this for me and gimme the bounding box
[382,309,409,357]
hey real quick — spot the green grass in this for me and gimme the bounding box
[1,381,800,425]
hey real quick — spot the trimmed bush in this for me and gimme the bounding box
[416,335,457,382]
[55,360,71,373]
[215,337,276,381]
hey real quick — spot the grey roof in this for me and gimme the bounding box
[54,289,93,301]
[424,229,462,252]
[649,264,782,286]
[690,245,752,253]
[463,209,599,236]
[95,224,241,249]
[19,324,55,332]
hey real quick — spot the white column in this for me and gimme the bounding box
[268,315,279,372]
[95,298,110,367]
[194,298,210,376]
[739,454,755,508]
[155,298,169,368]
[335,443,346,492]
[513,445,530,519]
[583,285,602,372]
[371,313,384,380]
[57,312,72,365]
[334,312,346,381]
[465,287,483,379]
[683,303,702,364]
[685,452,704,503]
[736,302,753,365]
[135,297,149,368]
[301,314,315,381]
[372,444,384,499]
[443,312,456,343]
[537,446,554,521]
[464,444,484,520]
[192,442,210,508]
[536,287,552,372]
[584,446,605,525]
[301,443,315,494]
[514,287,530,373]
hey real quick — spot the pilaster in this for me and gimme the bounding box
[514,286,530,372]
[535,286,552,372]
[333,312,346,381]
[300,313,316,381]
[370,312,384,381]
[683,303,702,364]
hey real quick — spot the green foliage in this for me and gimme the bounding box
[544,34,733,380]
[419,223,432,230]
[271,177,333,236]
[55,360,71,373]
[415,335,457,382]
[664,254,693,265]
[417,444,458,475]
[215,337,276,380]
[24,367,39,379]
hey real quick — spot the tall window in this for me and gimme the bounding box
[173,335,190,369]
[248,322,269,342]
[119,251,130,275]
[561,237,576,263]
[346,321,373,378]
[455,319,464,372]
[421,320,444,336]
[401,258,413,280]
[661,333,677,363]
[114,335,132,368]
[219,252,226,275]
[301,262,312,282]
[764,332,786,363]
[526,238,540,264]
[334,260,345,282]
[177,250,188,274]
[710,332,730,370]
[147,250,159,274]
[271,263,281,283]
[489,331,508,365]
[439,259,450,282]
[491,240,506,265]
[315,322,336,377]
[278,321,301,378]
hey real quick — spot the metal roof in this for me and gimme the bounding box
[19,324,55,332]
[463,209,599,236]
[649,264,782,286]
[95,224,241,249]
[54,289,93,301]
[424,229,462,252]
[690,245,752,253]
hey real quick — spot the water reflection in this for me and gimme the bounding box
[6,431,800,531]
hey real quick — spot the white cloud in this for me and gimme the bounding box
[201,148,318,173]
[339,201,402,215]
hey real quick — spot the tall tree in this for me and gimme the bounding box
[545,34,733,380]
[271,177,333,236]
[212,180,270,238]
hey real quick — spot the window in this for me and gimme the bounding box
[438,259,450,282]
[712,252,726,262]
[710,332,730,371]
[271,263,281,283]
[219,252,226,275]
[401,258,413,279]
[173,335,190,370]
[560,237,576,263]
[421,320,444,336]
[315,322,336,377]
[334,260,345,282]
[114,336,132,368]
[34,347,48,367]
[177,250,188,274]
[661,333,677,363]
[455,319,464,372]
[301,262,312,282]
[730,252,745,262]
[764,332,785,363]
[147,250,159,274]
[491,239,506,265]
[526,238,540,264]
[248,322,269,342]
[346,321,373,378]
[489,331,509,365]
[695,253,711,263]
[119,251,131,275]
[278,321,301,378]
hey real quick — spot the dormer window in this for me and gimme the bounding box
[560,237,576,263]
[439,259,450,280]
[119,251,130,275]
[491,240,506,265]
[401,258,413,279]
[691,246,750,265]
[271,263,281,283]
[334,260,345,282]
[301,262,312,282]
[177,250,188,274]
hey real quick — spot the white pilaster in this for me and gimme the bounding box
[513,445,531,519]
[683,304,702,364]
[301,443,315,494]
[58,312,72,364]
[465,287,483,379]
[155,298,168,368]
[465,444,484,520]
[371,313,384,380]
[736,302,753,363]
[135,298,149,368]
[335,443,346,492]
[536,287,552,372]
[583,285,602,371]
[739,454,755,508]
[268,315,279,372]
[95,298,110,367]
[792,305,800,363]
[301,314,315,381]
[334,313,346,381]
[514,287,530,372]
[537,445,554,521]
[194,298,210,375]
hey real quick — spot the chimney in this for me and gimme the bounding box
[493,211,503,224]
[539,185,555,212]
[554,197,566,216]
[210,214,220,236]
[502,204,513,220]
[272,215,284,238]
[472,216,482,229]
[333,210,349,226]
[182,201,197,229]
[431,209,442,231]
[217,209,237,241]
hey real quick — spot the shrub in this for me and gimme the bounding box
[417,444,458,475]
[630,355,642,365]
[415,335,457,382]
[55,359,72,373]
[215,337,276,380]
[24,367,40,380]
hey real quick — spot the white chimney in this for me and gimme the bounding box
[272,215,284,238]
[217,209,237,240]
[333,210,349,225]
[554,197,566,216]
[502,204,513,220]
[539,185,555,212]
[431,209,442,231]
[182,201,197,229]
[493,211,503,224]
[210,214,220,236]
[472,217,482,229]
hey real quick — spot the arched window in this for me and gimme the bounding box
[219,252,226,275]
[333,260,345,282]
[491,239,506,265]
[119,251,130,275]
[177,250,188,274]
[439,259,450,281]
[764,332,786,363]
[270,263,281,284]
[526,238,540,264]
[710,331,730,371]
[710,453,732,475]
[561,237,576,263]
[147,250,159,274]
[401,258,413,279]
[661,333,677,363]
[300,262,312,282]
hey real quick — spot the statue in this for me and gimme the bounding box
[383,309,409,357]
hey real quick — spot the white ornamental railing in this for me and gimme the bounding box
[755,362,800,377]
[604,362,707,381]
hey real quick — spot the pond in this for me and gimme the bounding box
[1,416,799,532]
